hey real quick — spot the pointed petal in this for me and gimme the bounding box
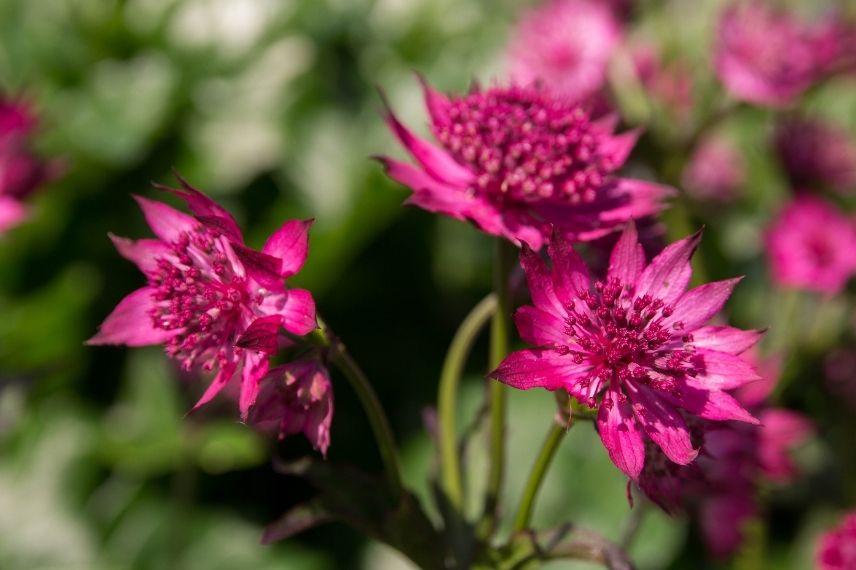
[490,348,590,391]
[691,349,763,390]
[665,278,742,331]
[601,128,642,168]
[281,288,317,336]
[87,287,174,346]
[232,243,283,289]
[190,359,238,412]
[626,383,698,465]
[520,245,565,317]
[636,229,702,304]
[0,196,28,233]
[378,157,471,221]
[669,385,759,424]
[236,315,283,354]
[691,326,763,355]
[597,383,646,480]
[239,352,270,420]
[608,223,645,285]
[514,305,569,347]
[154,174,243,242]
[133,195,197,244]
[418,74,451,124]
[262,219,313,278]
[109,234,171,277]
[547,232,591,306]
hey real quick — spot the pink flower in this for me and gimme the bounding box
[248,358,334,456]
[507,0,620,103]
[630,43,694,120]
[766,196,856,295]
[774,117,856,194]
[817,512,856,570]
[0,98,61,234]
[88,176,317,419]
[715,3,828,107]
[379,82,673,249]
[490,224,761,480]
[682,135,745,202]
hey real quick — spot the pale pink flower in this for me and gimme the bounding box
[507,0,620,103]
[715,3,829,107]
[379,81,673,249]
[817,512,856,570]
[682,135,745,202]
[766,196,856,295]
[630,43,694,120]
[775,117,856,194]
[248,358,333,456]
[490,224,761,480]
[88,176,317,418]
[0,98,61,234]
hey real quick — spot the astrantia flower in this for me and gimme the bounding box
[379,82,673,249]
[682,135,744,202]
[774,117,856,193]
[630,43,694,121]
[248,358,334,456]
[88,177,317,418]
[766,196,856,295]
[715,3,828,107]
[0,98,61,234]
[490,224,761,479]
[817,512,856,570]
[507,0,620,102]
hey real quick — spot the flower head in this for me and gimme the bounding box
[715,3,829,107]
[507,0,620,102]
[774,117,856,194]
[0,98,61,234]
[766,196,856,295]
[817,512,856,570]
[248,358,334,456]
[490,224,761,480]
[379,81,673,249]
[88,176,317,418]
[682,135,745,202]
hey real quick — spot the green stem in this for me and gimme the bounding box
[512,421,568,532]
[317,319,404,497]
[438,293,498,510]
[482,239,516,533]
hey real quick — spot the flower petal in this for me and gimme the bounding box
[236,315,283,354]
[690,326,763,355]
[418,74,451,124]
[607,223,645,285]
[490,348,590,391]
[670,385,759,424]
[133,195,198,244]
[154,174,243,242]
[514,305,568,347]
[664,278,742,331]
[87,287,174,346]
[239,352,270,420]
[262,219,313,278]
[601,128,642,168]
[280,288,317,336]
[626,383,698,465]
[636,228,702,304]
[232,243,283,289]
[0,196,28,234]
[597,383,646,479]
[109,234,171,277]
[547,231,591,306]
[691,349,763,390]
[190,359,238,412]
[520,245,565,317]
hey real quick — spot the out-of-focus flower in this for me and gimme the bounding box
[507,0,620,103]
[682,135,745,202]
[630,43,694,120]
[88,176,317,418]
[817,512,856,570]
[714,3,830,107]
[824,347,856,412]
[774,117,856,194]
[813,17,856,76]
[248,358,334,456]
[490,224,761,480]
[379,81,673,249]
[766,196,856,295]
[0,98,61,234]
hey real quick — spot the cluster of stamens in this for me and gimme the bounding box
[149,227,261,372]
[558,277,696,399]
[432,86,614,205]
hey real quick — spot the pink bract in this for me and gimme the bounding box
[682,135,745,202]
[379,81,674,249]
[248,358,334,456]
[817,512,856,570]
[88,176,317,419]
[507,0,620,103]
[715,3,829,107]
[765,196,856,295]
[490,224,761,480]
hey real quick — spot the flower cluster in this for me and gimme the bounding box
[817,512,856,570]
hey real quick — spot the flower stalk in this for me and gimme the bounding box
[512,420,569,532]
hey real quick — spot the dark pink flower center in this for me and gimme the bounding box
[150,227,259,372]
[432,86,614,205]
[560,277,696,398]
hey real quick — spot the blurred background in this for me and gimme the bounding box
[1,0,855,568]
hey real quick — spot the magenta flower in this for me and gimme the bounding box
[817,512,856,570]
[248,358,334,456]
[379,81,674,249]
[774,117,856,194]
[682,135,745,202]
[88,177,317,418]
[766,196,856,295]
[0,98,61,234]
[715,3,827,107]
[507,0,620,103]
[490,224,761,480]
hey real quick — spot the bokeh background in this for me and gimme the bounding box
[1,0,855,568]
